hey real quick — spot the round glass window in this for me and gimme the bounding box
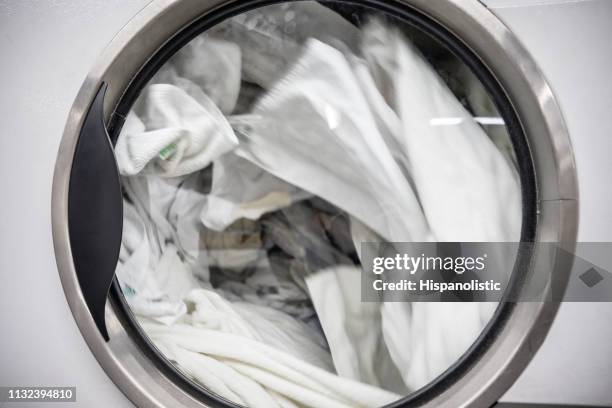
[113,1,524,406]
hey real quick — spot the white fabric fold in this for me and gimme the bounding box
[360,20,521,243]
[183,289,332,372]
[115,84,239,177]
[233,39,431,243]
[143,320,402,408]
[306,266,408,394]
[117,199,200,325]
[358,19,522,391]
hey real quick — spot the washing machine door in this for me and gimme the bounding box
[52,1,578,407]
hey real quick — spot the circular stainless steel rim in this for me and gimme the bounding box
[51,0,579,407]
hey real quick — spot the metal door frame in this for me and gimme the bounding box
[52,1,579,407]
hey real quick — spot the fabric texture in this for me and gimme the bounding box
[143,318,401,408]
[359,19,521,390]
[201,152,310,231]
[233,39,431,243]
[115,84,238,177]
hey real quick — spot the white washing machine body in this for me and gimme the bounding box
[0,0,610,407]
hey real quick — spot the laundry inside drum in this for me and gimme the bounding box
[114,1,523,407]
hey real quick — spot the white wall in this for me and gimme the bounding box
[485,0,612,405]
[0,1,151,407]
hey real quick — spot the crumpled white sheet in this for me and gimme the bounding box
[117,198,200,324]
[117,164,380,406]
[120,191,388,406]
[233,38,431,243]
[122,173,211,275]
[115,84,238,177]
[358,19,521,390]
[360,20,521,243]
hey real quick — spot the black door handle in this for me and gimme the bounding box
[68,83,123,341]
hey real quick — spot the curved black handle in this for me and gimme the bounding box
[68,83,123,341]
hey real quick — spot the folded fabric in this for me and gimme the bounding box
[115,84,238,177]
[233,39,431,243]
[142,318,402,408]
[201,152,310,231]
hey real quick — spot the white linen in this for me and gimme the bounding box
[115,84,238,177]
[306,266,408,394]
[233,39,431,243]
[142,318,401,408]
[183,289,332,372]
[360,19,521,243]
[359,19,521,390]
[116,199,200,324]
